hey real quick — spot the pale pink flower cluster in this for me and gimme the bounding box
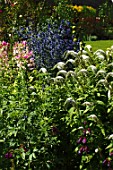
[0,41,9,69]
[0,40,35,70]
[13,41,33,60]
[13,41,35,69]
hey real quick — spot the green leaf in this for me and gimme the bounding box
[32,153,36,159]
[33,147,38,152]
[29,154,33,161]
[0,139,4,143]
[96,100,105,106]
[46,162,51,169]
[79,165,83,170]
[71,128,77,133]
[100,127,105,136]
[21,152,25,160]
[106,143,113,150]
[107,107,112,113]
[83,108,90,114]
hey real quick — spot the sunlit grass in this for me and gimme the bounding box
[85,40,113,52]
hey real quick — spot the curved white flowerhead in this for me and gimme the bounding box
[85,44,93,52]
[39,67,47,73]
[57,70,67,78]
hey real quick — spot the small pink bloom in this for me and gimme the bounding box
[3,51,7,55]
[22,41,27,46]
[78,146,84,155]
[23,55,29,59]
[2,41,7,46]
[28,51,33,56]
[15,56,20,59]
[77,137,83,144]
[82,137,87,144]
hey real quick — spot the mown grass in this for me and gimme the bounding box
[85,40,113,52]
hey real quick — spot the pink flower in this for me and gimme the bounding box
[22,41,27,46]
[23,55,29,59]
[28,51,33,56]
[5,152,13,159]
[77,137,83,144]
[0,9,3,13]
[2,41,7,46]
[82,137,87,144]
[15,56,20,59]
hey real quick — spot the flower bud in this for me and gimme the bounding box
[83,129,86,136]
[82,137,87,144]
[86,128,91,135]
[78,146,84,155]
[109,152,113,156]
[77,137,83,144]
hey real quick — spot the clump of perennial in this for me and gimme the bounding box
[0,41,9,69]
[13,41,35,70]
[17,19,78,69]
[0,40,35,71]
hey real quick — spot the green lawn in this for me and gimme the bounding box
[85,40,113,52]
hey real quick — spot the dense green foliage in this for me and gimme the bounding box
[1,43,113,169]
[1,0,113,169]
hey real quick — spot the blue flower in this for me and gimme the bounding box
[17,19,79,69]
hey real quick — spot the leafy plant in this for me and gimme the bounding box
[1,37,113,169]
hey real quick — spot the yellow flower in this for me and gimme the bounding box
[72,30,76,34]
[73,38,77,42]
[77,6,83,12]
[72,26,76,29]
